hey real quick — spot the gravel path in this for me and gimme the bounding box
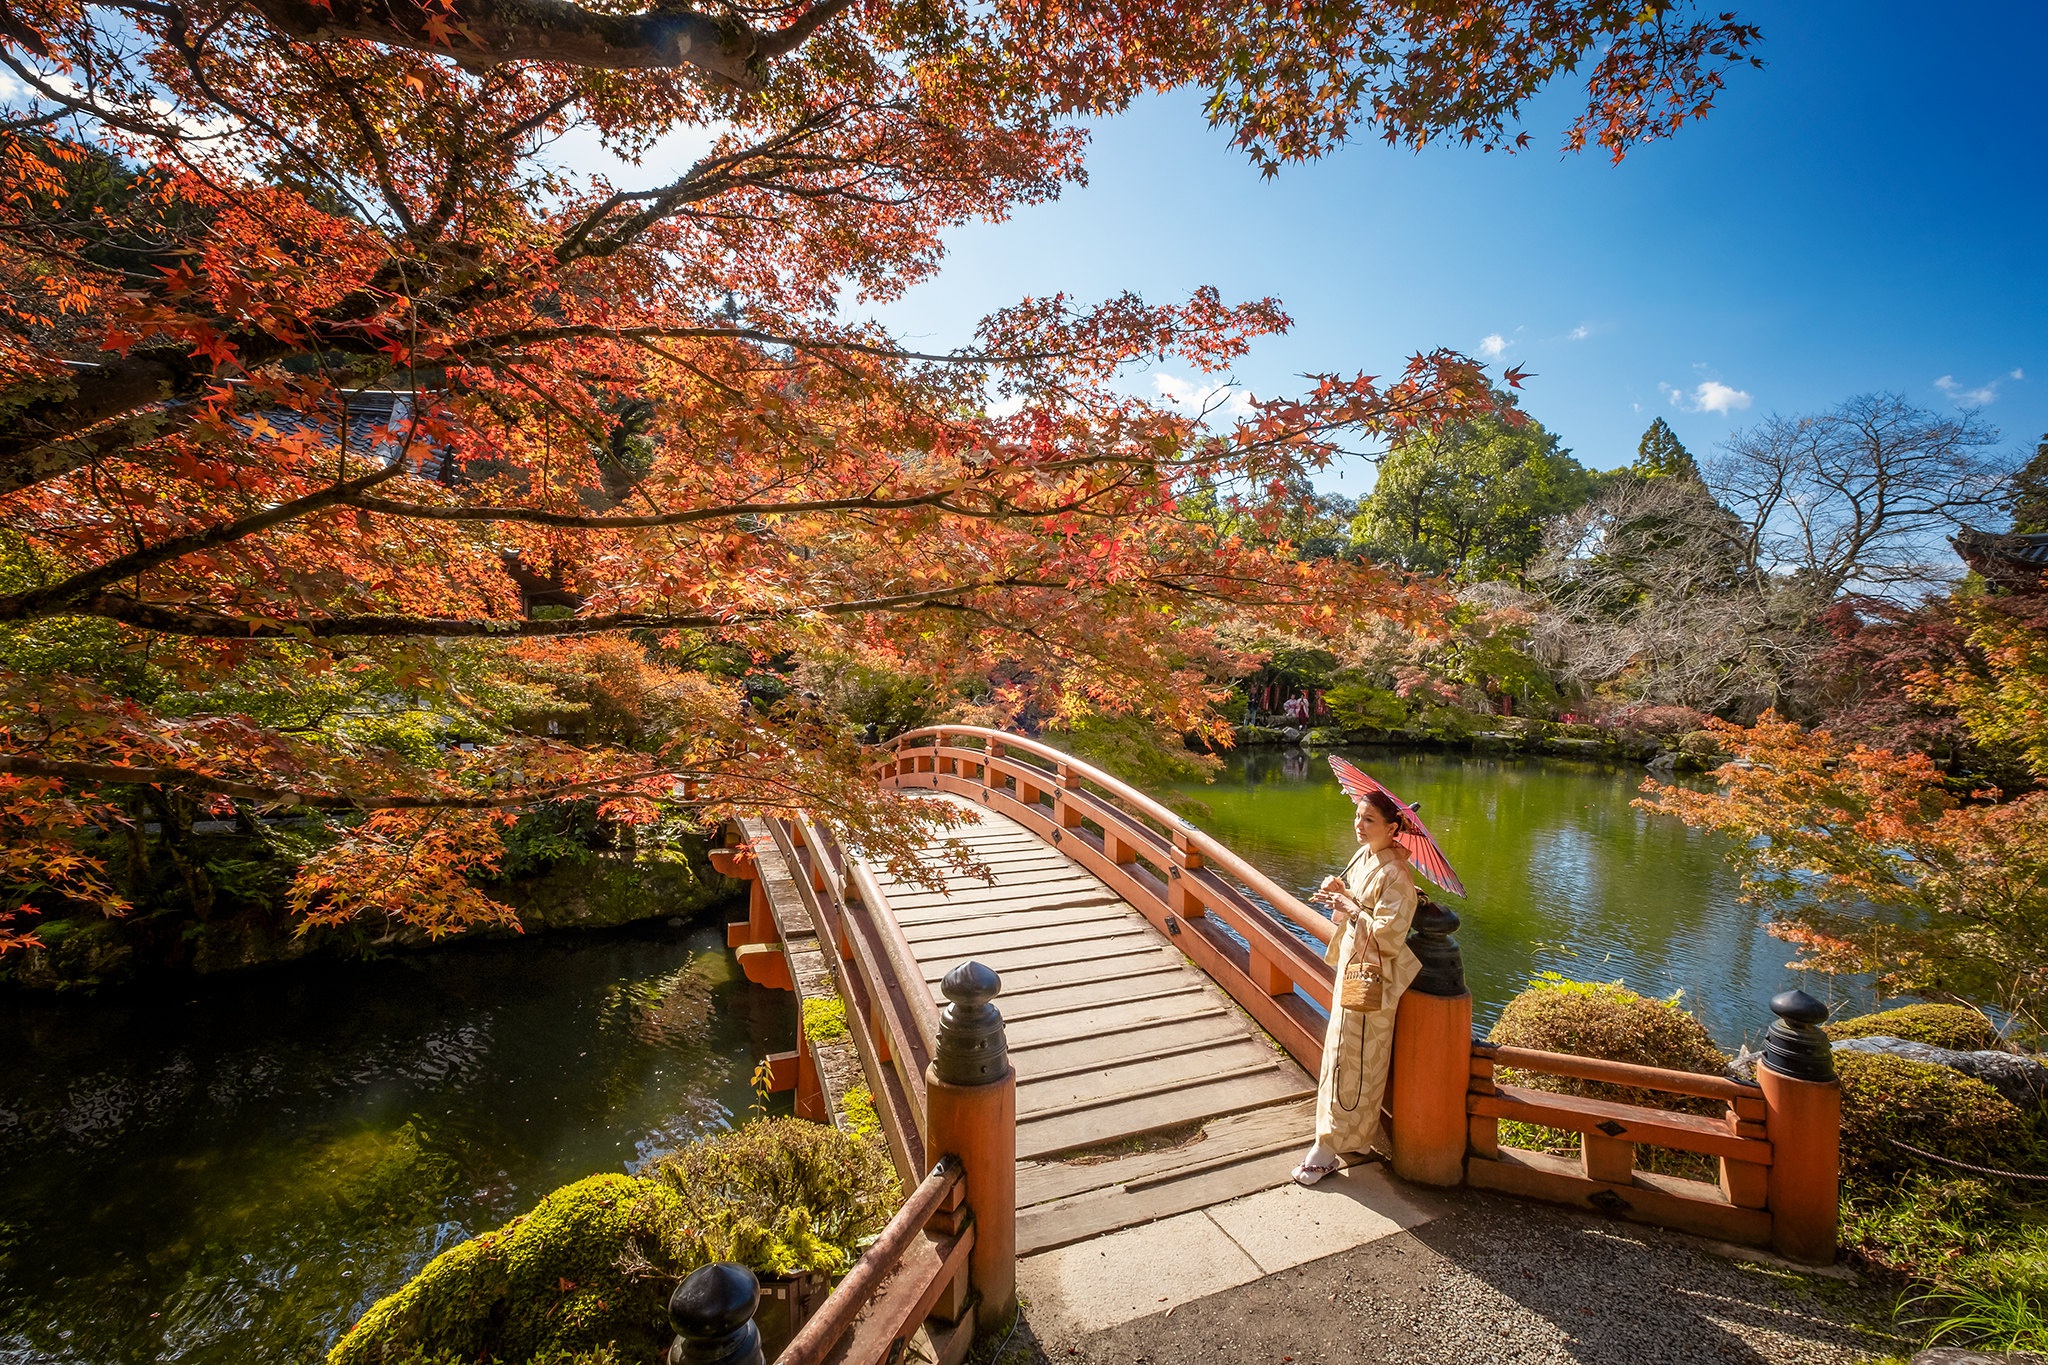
[982,1188,1908,1365]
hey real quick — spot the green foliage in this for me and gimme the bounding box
[802,995,849,1042]
[797,654,938,738]
[1836,1052,2036,1196]
[648,1118,898,1274]
[1826,1003,2005,1052]
[1324,681,1408,732]
[1044,712,1221,799]
[497,802,602,879]
[1630,418,1701,482]
[332,1120,898,1365]
[1349,409,1601,582]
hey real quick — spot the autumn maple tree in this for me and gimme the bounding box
[1643,715,2048,1028]
[0,0,1762,949]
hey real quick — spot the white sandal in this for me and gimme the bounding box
[1291,1160,1338,1187]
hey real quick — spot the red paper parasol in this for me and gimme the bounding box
[1327,755,1467,897]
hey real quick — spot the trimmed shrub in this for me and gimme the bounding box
[1827,1003,2004,1053]
[1836,1052,2035,1196]
[1488,975,1729,1112]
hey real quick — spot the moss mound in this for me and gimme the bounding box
[1488,975,1729,1112]
[330,1120,898,1365]
[1826,1003,2004,1053]
[329,1173,680,1365]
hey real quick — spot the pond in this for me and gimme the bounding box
[0,919,791,1365]
[1166,745,1870,1049]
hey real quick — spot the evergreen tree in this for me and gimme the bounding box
[2009,434,2048,534]
[1631,418,1701,481]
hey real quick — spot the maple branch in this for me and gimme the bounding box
[339,483,1135,527]
[45,579,1041,638]
[0,753,689,810]
[131,0,856,86]
[0,461,408,623]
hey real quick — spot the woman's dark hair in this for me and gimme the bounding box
[1360,790,1413,834]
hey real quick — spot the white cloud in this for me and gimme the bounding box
[1568,324,1593,342]
[2013,368,2027,381]
[1152,374,1254,418]
[1936,374,2002,406]
[1661,379,1753,415]
[1478,333,1511,360]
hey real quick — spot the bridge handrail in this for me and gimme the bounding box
[887,724,1333,947]
[1472,1041,1764,1104]
[789,815,934,1173]
[775,1156,968,1365]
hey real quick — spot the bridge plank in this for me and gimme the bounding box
[1016,1070,1314,1161]
[842,793,1318,1235]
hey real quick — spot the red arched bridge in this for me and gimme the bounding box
[687,726,1844,1365]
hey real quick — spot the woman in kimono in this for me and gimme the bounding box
[1292,789,1422,1186]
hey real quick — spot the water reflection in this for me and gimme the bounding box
[0,918,787,1365]
[1168,746,1871,1047]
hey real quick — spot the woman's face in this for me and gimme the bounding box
[1354,801,1400,853]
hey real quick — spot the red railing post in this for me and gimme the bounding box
[1757,990,1841,1266]
[1389,899,1471,1188]
[925,961,1017,1333]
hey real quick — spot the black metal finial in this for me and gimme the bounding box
[669,1263,763,1365]
[935,960,1008,1085]
[1407,897,1466,998]
[1761,989,1835,1082]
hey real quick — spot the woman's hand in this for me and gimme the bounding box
[1310,875,1358,924]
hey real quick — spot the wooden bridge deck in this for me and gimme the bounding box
[867,795,1322,1254]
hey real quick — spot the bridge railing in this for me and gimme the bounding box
[879,725,1336,1074]
[669,962,1016,1365]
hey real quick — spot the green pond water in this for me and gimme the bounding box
[1167,746,1866,1048]
[0,920,791,1365]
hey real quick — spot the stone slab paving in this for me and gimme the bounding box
[990,1181,1910,1365]
[1015,1164,1440,1334]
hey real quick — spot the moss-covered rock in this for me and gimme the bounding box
[5,915,135,989]
[1488,975,1729,1111]
[1826,1003,2004,1053]
[329,1172,683,1365]
[505,848,740,933]
[1301,727,1347,748]
[1836,1052,2037,1196]
[331,1120,898,1365]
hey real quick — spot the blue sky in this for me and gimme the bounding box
[873,1,2047,499]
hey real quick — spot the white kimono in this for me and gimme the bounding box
[1312,845,1421,1157]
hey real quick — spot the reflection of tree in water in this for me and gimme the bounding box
[602,956,717,1049]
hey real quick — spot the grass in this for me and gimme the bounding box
[1904,1282,2048,1354]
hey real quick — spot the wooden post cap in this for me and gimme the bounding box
[668,1262,764,1365]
